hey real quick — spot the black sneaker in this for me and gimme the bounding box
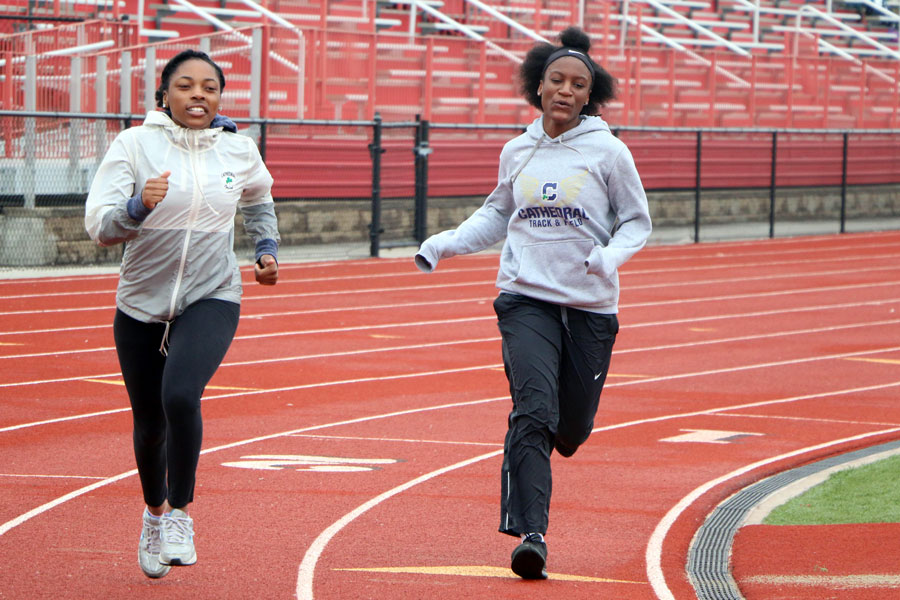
[510,533,548,580]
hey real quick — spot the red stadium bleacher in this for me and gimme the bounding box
[1,0,898,200]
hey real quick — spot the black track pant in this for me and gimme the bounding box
[494,293,618,537]
[113,299,240,509]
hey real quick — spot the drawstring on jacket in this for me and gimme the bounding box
[159,320,172,356]
[510,136,543,184]
[560,140,595,175]
[509,133,596,185]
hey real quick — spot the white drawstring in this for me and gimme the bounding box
[510,136,543,184]
[159,320,172,356]
[560,140,595,174]
[510,132,595,186]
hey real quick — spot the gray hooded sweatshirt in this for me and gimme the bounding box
[85,110,280,323]
[415,115,651,313]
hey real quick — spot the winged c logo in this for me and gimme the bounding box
[542,182,558,202]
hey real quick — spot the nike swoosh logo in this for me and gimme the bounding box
[594,372,602,380]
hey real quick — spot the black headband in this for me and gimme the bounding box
[541,47,595,83]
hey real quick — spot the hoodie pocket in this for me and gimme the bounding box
[514,239,595,296]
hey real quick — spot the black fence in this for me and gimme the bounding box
[0,110,898,267]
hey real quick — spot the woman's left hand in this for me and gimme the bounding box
[255,254,278,285]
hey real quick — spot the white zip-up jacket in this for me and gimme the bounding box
[85,110,280,323]
[415,115,651,313]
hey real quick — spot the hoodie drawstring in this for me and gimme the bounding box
[159,320,172,356]
[560,140,595,175]
[510,133,597,185]
[510,136,543,184]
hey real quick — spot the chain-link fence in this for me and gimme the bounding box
[1,110,899,268]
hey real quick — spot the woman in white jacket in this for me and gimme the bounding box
[84,49,280,579]
[415,27,651,579]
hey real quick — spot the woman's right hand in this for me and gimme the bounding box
[142,171,171,210]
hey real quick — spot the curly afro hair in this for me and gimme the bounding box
[518,26,616,116]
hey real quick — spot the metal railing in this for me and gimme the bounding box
[1,111,899,268]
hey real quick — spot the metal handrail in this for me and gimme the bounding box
[621,0,751,57]
[793,3,899,89]
[462,0,549,44]
[0,40,116,67]
[408,0,522,63]
[162,0,301,76]
[839,0,900,23]
[842,0,900,52]
[734,0,866,44]
[795,4,900,60]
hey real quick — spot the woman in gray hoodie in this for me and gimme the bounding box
[415,27,651,579]
[85,49,279,579]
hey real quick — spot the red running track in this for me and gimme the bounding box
[3,232,900,599]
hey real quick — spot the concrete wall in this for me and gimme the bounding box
[2,184,899,267]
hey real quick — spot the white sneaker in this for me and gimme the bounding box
[159,508,197,566]
[138,509,171,578]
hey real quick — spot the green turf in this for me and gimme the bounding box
[764,454,900,525]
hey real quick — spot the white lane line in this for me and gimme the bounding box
[3,264,899,335]
[0,364,504,433]
[295,449,503,600]
[4,353,900,592]
[244,296,495,319]
[627,252,900,276]
[0,337,501,390]
[0,234,893,286]
[632,237,900,263]
[715,412,900,428]
[3,291,900,364]
[629,299,900,329]
[0,266,498,301]
[0,281,494,317]
[0,396,506,538]
[295,377,900,600]
[3,261,900,318]
[631,265,900,289]
[0,473,107,480]
[235,316,495,341]
[621,316,900,352]
[627,279,900,309]
[3,244,899,300]
[0,470,139,537]
[6,336,900,433]
[289,434,503,447]
[0,319,497,361]
[644,426,900,600]
[0,297,496,337]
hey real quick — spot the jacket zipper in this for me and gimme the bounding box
[167,132,201,323]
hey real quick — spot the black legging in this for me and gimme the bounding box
[113,299,240,509]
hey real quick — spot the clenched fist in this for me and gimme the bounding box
[142,171,171,210]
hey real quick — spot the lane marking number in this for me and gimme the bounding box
[222,454,400,472]
[661,429,764,444]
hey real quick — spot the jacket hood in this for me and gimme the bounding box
[525,115,611,142]
[143,110,238,135]
[510,115,613,182]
